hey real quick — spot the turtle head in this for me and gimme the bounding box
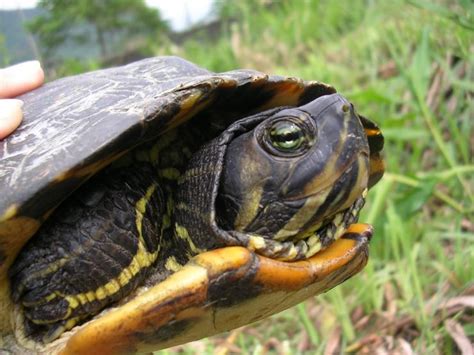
[177,93,383,261]
[215,94,376,259]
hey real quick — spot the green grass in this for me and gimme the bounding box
[158,0,473,353]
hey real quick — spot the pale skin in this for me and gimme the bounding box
[0,61,45,139]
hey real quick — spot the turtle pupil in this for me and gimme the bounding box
[269,121,305,151]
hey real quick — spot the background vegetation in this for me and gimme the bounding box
[1,0,473,353]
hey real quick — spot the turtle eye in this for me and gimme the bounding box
[268,120,306,152]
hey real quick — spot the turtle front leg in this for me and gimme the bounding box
[9,161,164,346]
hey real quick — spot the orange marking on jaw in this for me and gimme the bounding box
[369,153,385,173]
[368,152,385,187]
[364,128,382,137]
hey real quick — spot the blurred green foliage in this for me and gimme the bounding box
[28,0,169,63]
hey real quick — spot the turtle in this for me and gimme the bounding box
[0,56,384,354]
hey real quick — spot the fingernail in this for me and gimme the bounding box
[6,60,42,74]
[0,99,24,113]
[0,99,24,139]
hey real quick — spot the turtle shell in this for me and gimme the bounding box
[0,57,383,353]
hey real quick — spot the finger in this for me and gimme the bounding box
[0,61,45,98]
[0,99,24,139]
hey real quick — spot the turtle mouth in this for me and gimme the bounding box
[292,188,368,258]
[245,188,368,261]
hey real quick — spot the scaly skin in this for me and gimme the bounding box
[0,57,384,353]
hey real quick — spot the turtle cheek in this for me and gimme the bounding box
[216,129,318,237]
[240,199,304,238]
[282,147,369,227]
[282,101,371,214]
[215,131,273,233]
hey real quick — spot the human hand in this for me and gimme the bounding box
[0,61,45,139]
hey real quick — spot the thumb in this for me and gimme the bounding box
[0,99,24,139]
